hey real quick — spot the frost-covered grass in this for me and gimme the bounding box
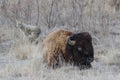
[0,0,120,79]
[0,24,120,80]
[0,49,120,80]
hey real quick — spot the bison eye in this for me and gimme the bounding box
[78,47,82,51]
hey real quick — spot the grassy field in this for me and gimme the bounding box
[0,0,120,80]
[0,24,120,80]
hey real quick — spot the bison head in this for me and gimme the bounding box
[66,32,94,69]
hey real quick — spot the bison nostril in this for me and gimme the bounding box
[87,58,94,62]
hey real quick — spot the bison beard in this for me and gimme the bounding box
[41,29,94,69]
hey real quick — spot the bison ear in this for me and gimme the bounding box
[67,36,76,46]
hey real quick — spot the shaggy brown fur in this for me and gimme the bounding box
[41,29,94,69]
[41,29,72,67]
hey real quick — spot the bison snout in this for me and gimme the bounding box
[87,58,94,63]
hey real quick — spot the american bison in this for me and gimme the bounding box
[16,21,41,44]
[41,29,94,69]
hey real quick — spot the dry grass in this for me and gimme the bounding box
[0,25,120,80]
[0,0,120,79]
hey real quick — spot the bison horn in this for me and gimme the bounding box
[68,37,76,46]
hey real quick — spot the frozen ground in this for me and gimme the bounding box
[0,25,120,80]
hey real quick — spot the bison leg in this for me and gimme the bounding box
[47,54,62,69]
[79,63,92,70]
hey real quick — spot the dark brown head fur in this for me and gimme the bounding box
[66,32,94,69]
